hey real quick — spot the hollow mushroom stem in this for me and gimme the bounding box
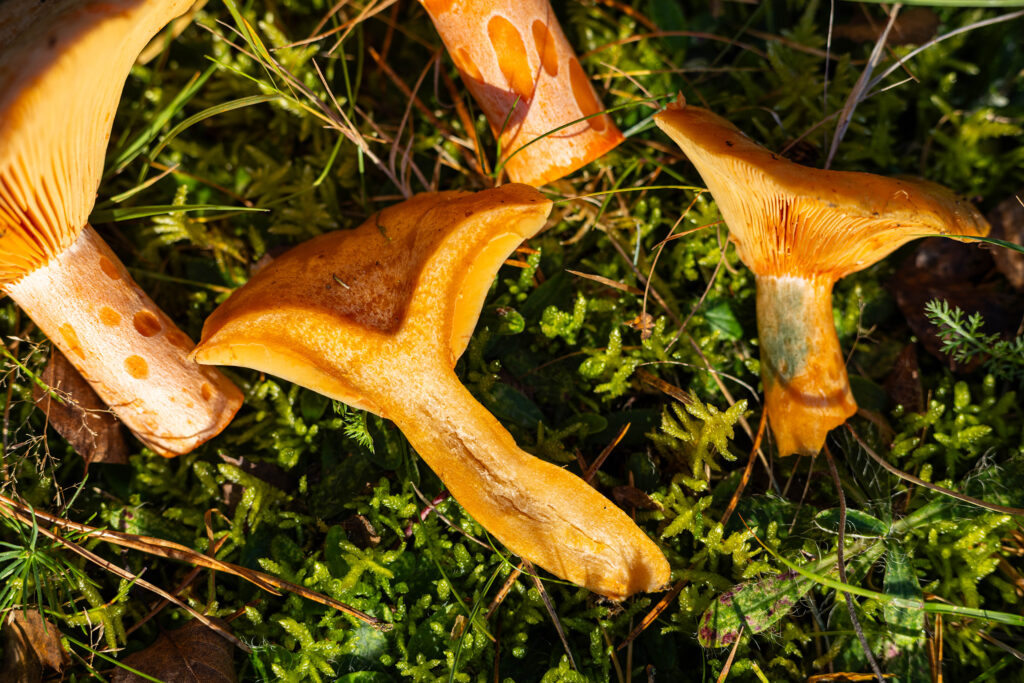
[420,0,623,185]
[5,225,242,456]
[755,274,856,457]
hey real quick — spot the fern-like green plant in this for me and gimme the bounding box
[925,299,1024,383]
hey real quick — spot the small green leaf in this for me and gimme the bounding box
[705,302,742,341]
[697,570,814,647]
[814,509,890,538]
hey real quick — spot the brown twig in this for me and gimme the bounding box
[0,493,386,628]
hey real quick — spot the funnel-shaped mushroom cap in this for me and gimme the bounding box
[195,185,670,599]
[197,185,554,413]
[419,0,624,186]
[654,102,989,280]
[655,101,989,456]
[0,0,192,281]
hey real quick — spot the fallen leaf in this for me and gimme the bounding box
[889,238,1023,371]
[112,618,237,683]
[612,485,661,511]
[0,610,68,683]
[341,514,381,548]
[32,349,128,466]
[884,344,924,414]
[987,191,1024,290]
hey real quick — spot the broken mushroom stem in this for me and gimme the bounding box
[5,225,240,455]
[193,185,670,599]
[420,0,623,186]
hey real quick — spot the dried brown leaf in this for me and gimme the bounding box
[113,619,236,683]
[987,191,1024,290]
[890,238,1022,371]
[612,485,661,511]
[32,349,128,466]
[884,344,924,414]
[0,610,68,683]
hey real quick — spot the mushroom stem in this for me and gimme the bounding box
[420,0,623,185]
[756,274,856,456]
[384,361,667,600]
[4,225,243,456]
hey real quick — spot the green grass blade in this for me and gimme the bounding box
[147,94,279,162]
[90,204,267,223]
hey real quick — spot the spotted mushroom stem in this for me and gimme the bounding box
[388,360,669,600]
[4,225,243,456]
[755,273,857,457]
[420,0,624,186]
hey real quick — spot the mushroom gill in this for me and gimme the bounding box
[655,101,989,456]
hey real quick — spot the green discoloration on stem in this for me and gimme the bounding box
[756,276,816,385]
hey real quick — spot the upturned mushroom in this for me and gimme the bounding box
[0,0,243,456]
[419,0,624,186]
[192,185,670,599]
[655,101,989,457]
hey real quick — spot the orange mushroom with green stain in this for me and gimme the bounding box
[419,0,624,186]
[0,0,243,456]
[192,185,670,599]
[655,100,989,457]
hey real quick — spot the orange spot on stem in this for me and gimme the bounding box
[124,355,149,380]
[453,46,483,82]
[98,306,121,326]
[133,310,162,337]
[569,58,606,132]
[58,324,86,359]
[98,256,121,280]
[531,20,558,77]
[488,16,534,100]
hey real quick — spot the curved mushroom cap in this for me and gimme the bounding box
[654,102,990,280]
[196,184,553,416]
[0,0,192,283]
[194,185,671,598]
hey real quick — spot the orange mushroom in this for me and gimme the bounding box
[419,0,624,186]
[193,185,670,599]
[0,0,243,456]
[655,100,989,457]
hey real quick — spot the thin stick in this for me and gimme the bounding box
[524,560,576,670]
[714,625,744,683]
[824,445,885,683]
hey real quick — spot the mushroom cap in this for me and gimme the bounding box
[0,0,192,284]
[654,101,990,280]
[195,184,553,415]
